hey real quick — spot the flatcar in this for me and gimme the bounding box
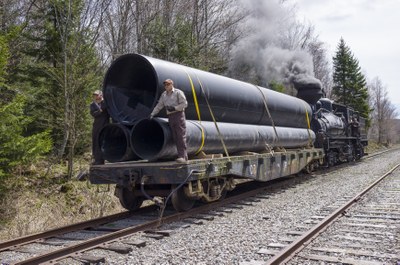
[88,54,367,212]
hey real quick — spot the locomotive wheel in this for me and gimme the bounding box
[115,186,144,211]
[171,185,195,212]
[355,144,364,160]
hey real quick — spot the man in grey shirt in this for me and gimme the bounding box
[150,79,188,163]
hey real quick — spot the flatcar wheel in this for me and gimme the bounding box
[171,185,195,212]
[115,186,144,211]
[219,188,228,200]
[304,163,313,174]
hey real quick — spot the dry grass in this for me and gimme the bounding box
[365,140,399,154]
[0,181,123,240]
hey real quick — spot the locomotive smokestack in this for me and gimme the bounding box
[292,75,324,105]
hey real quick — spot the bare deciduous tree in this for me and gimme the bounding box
[368,77,398,144]
[98,0,162,64]
[307,39,332,97]
[98,0,242,71]
[184,0,244,70]
[49,0,110,177]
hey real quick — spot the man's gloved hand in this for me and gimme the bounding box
[166,106,175,112]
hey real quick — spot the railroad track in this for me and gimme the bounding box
[1,149,398,264]
[364,146,400,160]
[0,180,290,265]
[258,163,400,265]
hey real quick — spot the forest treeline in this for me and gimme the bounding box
[0,0,398,180]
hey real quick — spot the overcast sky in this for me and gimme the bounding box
[292,0,400,116]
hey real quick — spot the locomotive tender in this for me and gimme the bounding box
[89,54,367,212]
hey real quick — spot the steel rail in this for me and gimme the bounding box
[0,207,157,252]
[265,163,400,265]
[13,182,272,265]
[364,146,400,160]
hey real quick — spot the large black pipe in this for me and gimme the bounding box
[103,54,312,128]
[131,118,315,161]
[99,123,138,162]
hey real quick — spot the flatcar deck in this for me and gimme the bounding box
[89,148,324,186]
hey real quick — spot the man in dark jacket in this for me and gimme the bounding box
[90,90,110,165]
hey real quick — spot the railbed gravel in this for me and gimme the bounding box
[90,149,400,265]
[2,149,399,265]
[288,155,400,265]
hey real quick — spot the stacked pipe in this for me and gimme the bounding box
[100,54,315,162]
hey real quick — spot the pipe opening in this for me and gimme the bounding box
[104,54,158,124]
[99,124,135,162]
[131,119,166,160]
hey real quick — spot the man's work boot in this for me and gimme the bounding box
[175,157,187,163]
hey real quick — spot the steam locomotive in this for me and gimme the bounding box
[312,98,367,166]
[294,81,368,166]
[88,54,368,212]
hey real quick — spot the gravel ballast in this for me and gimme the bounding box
[96,149,400,264]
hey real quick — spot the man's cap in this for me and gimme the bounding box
[163,79,173,85]
[93,90,102,95]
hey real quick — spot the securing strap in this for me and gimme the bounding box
[302,101,313,147]
[184,69,205,154]
[196,75,231,160]
[254,85,282,148]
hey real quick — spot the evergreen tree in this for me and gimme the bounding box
[9,0,103,178]
[332,38,370,122]
[0,32,52,179]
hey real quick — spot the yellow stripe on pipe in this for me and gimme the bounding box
[184,69,205,154]
[302,102,312,146]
